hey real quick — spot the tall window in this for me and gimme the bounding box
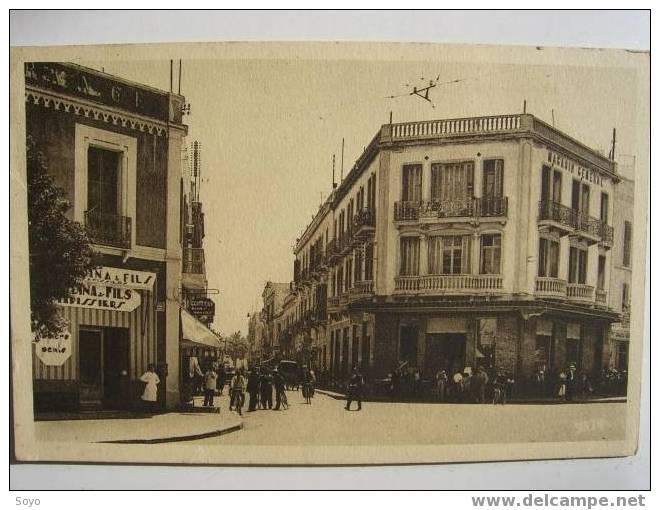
[622,283,630,311]
[364,243,374,281]
[572,180,590,216]
[538,238,560,278]
[541,166,561,203]
[399,237,420,276]
[568,246,588,284]
[87,147,121,215]
[354,250,362,282]
[480,234,502,274]
[430,161,474,202]
[597,255,606,290]
[623,221,632,267]
[482,159,503,198]
[402,164,422,202]
[600,192,609,224]
[428,235,471,275]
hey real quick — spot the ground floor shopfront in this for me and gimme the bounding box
[32,259,175,412]
[343,299,619,394]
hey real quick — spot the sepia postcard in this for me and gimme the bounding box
[9,40,649,466]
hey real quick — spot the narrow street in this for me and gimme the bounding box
[191,390,627,446]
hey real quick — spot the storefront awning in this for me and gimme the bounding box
[181,308,222,349]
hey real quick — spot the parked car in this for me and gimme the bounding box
[277,360,300,390]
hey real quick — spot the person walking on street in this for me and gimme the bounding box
[436,368,448,401]
[230,368,247,415]
[565,363,577,402]
[140,364,160,413]
[247,367,260,412]
[345,366,364,411]
[474,366,489,403]
[259,369,273,409]
[272,368,287,410]
[202,365,218,407]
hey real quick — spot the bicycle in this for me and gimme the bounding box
[278,388,289,410]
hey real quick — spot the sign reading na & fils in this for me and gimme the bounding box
[55,266,155,312]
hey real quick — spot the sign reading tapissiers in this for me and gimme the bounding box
[57,282,142,312]
[86,266,156,290]
[25,62,170,122]
[35,328,72,366]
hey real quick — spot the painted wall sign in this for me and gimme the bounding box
[188,296,215,321]
[547,150,603,186]
[25,62,171,122]
[35,328,72,366]
[87,266,156,290]
[57,282,142,312]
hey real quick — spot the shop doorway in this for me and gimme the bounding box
[78,326,130,409]
[399,325,419,366]
[424,333,466,376]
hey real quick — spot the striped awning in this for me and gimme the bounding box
[181,308,221,348]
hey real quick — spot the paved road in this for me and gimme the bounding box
[191,390,626,446]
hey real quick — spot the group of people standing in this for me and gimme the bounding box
[434,366,513,404]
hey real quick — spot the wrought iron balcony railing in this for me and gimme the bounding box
[394,196,508,222]
[84,210,132,249]
[182,247,206,274]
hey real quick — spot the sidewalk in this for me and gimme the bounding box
[35,398,243,444]
[315,388,626,405]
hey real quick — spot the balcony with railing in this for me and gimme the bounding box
[353,208,376,239]
[389,114,523,141]
[538,201,612,247]
[534,277,567,300]
[394,274,503,294]
[348,279,375,299]
[84,210,132,249]
[566,283,595,304]
[595,289,608,307]
[394,197,508,223]
[182,247,206,274]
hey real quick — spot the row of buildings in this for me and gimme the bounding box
[249,113,634,388]
[27,62,219,412]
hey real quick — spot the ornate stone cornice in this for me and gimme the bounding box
[25,86,185,138]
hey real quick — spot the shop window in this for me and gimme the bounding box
[480,233,501,274]
[566,339,580,366]
[538,238,560,278]
[535,335,551,371]
[399,237,420,276]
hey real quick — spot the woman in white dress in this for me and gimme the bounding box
[140,364,160,412]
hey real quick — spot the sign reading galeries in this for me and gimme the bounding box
[56,266,156,312]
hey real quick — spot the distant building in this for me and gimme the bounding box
[280,113,625,388]
[247,311,265,362]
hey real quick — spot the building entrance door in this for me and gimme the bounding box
[103,327,130,408]
[425,333,466,376]
[79,328,103,407]
[399,325,419,366]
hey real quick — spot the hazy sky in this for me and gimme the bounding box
[86,51,642,336]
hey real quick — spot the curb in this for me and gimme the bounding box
[98,422,243,444]
[314,389,626,405]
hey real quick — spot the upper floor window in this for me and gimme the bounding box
[402,164,422,202]
[428,235,471,275]
[538,238,559,278]
[399,237,420,276]
[540,165,562,203]
[572,180,590,216]
[568,246,588,284]
[482,160,503,198]
[430,161,474,202]
[480,234,502,274]
[623,221,632,267]
[622,283,630,311]
[600,192,609,224]
[597,255,606,290]
[87,146,121,216]
[364,243,374,281]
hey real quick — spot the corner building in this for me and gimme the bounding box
[26,63,187,411]
[291,114,622,388]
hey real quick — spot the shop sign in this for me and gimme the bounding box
[188,296,215,323]
[25,62,170,121]
[547,150,603,186]
[87,266,156,290]
[35,329,72,366]
[57,282,141,312]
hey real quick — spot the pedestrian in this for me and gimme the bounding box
[345,366,364,411]
[230,368,247,415]
[189,354,203,396]
[259,369,273,409]
[217,364,226,396]
[452,371,464,402]
[413,368,422,398]
[557,370,567,399]
[390,368,400,400]
[473,366,489,403]
[139,364,160,413]
[203,365,218,407]
[247,367,260,412]
[272,368,286,410]
[492,369,509,405]
[435,368,448,401]
[565,364,577,402]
